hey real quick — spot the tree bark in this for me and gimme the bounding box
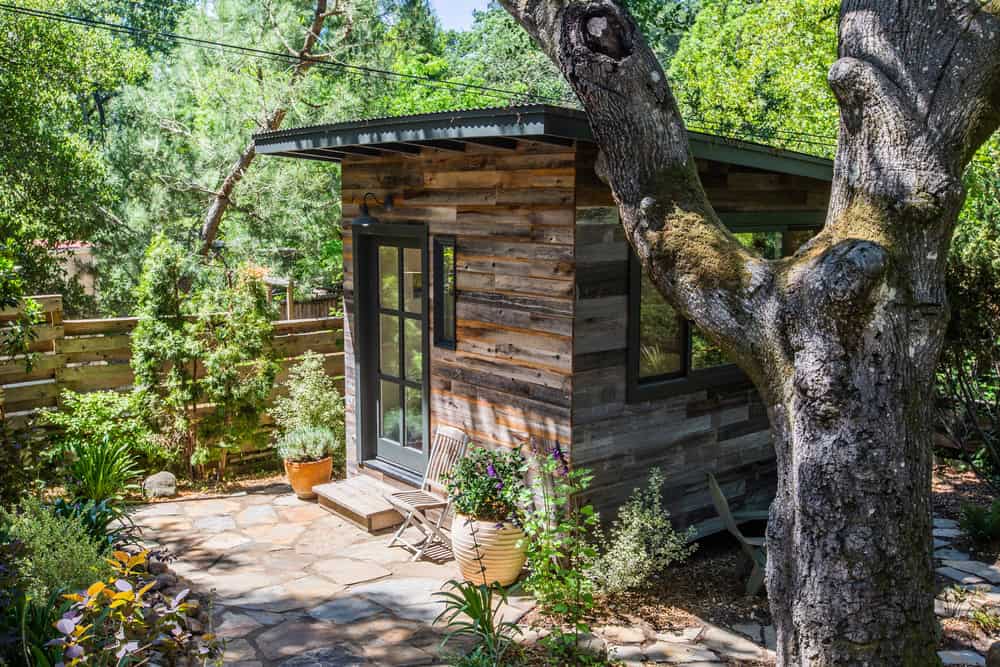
[498,0,1000,664]
[198,0,342,255]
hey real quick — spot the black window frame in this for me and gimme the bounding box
[626,223,820,403]
[433,235,457,350]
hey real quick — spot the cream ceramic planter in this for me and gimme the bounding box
[283,457,332,499]
[451,514,527,586]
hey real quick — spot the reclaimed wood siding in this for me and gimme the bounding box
[572,146,831,530]
[341,144,577,476]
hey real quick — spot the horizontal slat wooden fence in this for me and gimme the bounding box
[0,295,345,431]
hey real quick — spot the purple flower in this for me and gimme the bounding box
[65,645,84,660]
[114,579,133,592]
[495,481,504,490]
[55,618,76,636]
[486,463,497,478]
[116,641,139,659]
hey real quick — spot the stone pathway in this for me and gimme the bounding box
[933,516,1000,667]
[134,491,985,666]
[133,487,483,666]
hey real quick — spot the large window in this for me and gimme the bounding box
[628,227,818,401]
[433,236,456,349]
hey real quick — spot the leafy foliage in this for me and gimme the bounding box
[444,446,525,523]
[41,389,165,468]
[0,419,56,509]
[960,500,1000,547]
[131,235,278,476]
[270,351,346,440]
[0,0,149,315]
[68,436,143,502]
[51,498,138,551]
[0,498,111,603]
[588,468,696,595]
[518,443,601,664]
[275,426,338,464]
[51,550,219,666]
[434,579,522,667]
[668,0,839,155]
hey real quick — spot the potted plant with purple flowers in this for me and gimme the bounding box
[443,446,526,586]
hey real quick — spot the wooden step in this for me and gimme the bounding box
[314,476,404,533]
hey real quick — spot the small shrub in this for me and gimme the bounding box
[40,389,165,468]
[69,435,143,502]
[588,468,696,595]
[0,498,111,602]
[52,498,138,551]
[275,426,338,463]
[0,419,56,509]
[270,350,346,439]
[444,447,525,522]
[51,550,220,665]
[960,500,1000,546]
[434,579,521,667]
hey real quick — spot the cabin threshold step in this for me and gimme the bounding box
[313,476,404,534]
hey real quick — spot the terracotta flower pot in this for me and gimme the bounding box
[451,513,526,586]
[283,457,332,499]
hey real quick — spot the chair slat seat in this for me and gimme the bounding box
[386,490,448,512]
[385,425,469,561]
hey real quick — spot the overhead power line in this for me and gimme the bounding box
[0,2,574,106]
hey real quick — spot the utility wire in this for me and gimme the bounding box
[0,2,571,106]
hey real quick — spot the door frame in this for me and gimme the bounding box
[352,221,430,483]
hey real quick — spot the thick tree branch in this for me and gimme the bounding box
[198,0,344,255]
[498,0,767,372]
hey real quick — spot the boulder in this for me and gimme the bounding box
[143,471,177,498]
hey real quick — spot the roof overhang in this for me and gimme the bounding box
[254,104,833,182]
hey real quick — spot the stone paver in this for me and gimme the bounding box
[942,560,1000,585]
[136,488,991,666]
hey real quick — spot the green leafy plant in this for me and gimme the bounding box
[444,447,524,522]
[0,418,56,509]
[52,498,138,551]
[960,500,1000,546]
[274,426,336,463]
[270,350,345,436]
[51,549,220,666]
[434,579,522,667]
[518,442,601,664]
[68,435,143,502]
[588,468,696,595]
[270,350,345,473]
[132,236,278,477]
[41,389,165,469]
[0,498,111,603]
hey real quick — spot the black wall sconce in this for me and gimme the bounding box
[353,192,394,226]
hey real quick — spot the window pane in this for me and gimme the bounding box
[690,327,730,370]
[403,248,422,314]
[440,243,456,343]
[638,273,683,379]
[404,386,423,451]
[380,380,401,443]
[733,231,782,259]
[404,317,422,380]
[379,246,398,309]
[379,314,399,377]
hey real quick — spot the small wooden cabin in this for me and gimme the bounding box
[253,105,832,534]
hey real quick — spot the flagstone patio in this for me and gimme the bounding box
[132,486,497,666]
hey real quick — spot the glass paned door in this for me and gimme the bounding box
[372,239,427,471]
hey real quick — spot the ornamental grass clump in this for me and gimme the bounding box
[443,447,524,523]
[275,426,337,463]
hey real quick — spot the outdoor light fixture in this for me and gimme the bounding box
[353,192,394,227]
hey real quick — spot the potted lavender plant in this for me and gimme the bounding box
[444,446,526,586]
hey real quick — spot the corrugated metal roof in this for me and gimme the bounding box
[254,104,833,181]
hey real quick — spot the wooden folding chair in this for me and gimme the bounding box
[707,472,767,596]
[385,425,469,561]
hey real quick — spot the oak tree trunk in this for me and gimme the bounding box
[498,0,1000,664]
